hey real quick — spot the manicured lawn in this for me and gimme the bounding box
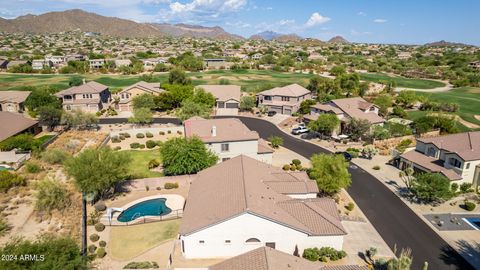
[358,72,445,89]
[123,150,162,179]
[0,70,314,93]
[109,219,180,260]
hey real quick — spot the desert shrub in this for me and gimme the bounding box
[88,244,97,253]
[87,211,101,226]
[122,133,131,138]
[268,136,283,148]
[139,144,145,149]
[292,159,301,166]
[177,130,183,135]
[372,165,381,170]
[94,223,105,232]
[145,132,153,138]
[96,247,106,258]
[290,165,296,171]
[395,139,412,153]
[34,179,71,213]
[346,147,360,158]
[303,247,346,262]
[460,183,473,193]
[164,182,179,189]
[296,164,303,170]
[114,146,121,151]
[167,130,171,134]
[99,241,107,248]
[303,248,320,261]
[90,234,100,242]
[119,135,125,141]
[94,202,107,212]
[146,140,157,149]
[123,261,159,269]
[25,162,42,173]
[283,164,291,171]
[159,131,165,135]
[148,159,160,169]
[136,133,145,139]
[0,171,26,193]
[346,202,355,211]
[41,148,70,165]
[464,201,476,211]
[451,183,459,192]
[0,217,11,237]
[130,143,141,149]
[111,136,120,143]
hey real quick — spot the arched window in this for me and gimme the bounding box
[245,238,261,243]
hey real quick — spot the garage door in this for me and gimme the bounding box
[226,102,239,108]
[283,108,292,115]
[269,106,283,113]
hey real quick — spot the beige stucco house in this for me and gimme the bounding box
[256,84,311,115]
[55,81,111,113]
[197,85,241,116]
[0,91,31,113]
[115,81,164,112]
[399,131,480,190]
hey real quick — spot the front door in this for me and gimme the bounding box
[266,242,276,249]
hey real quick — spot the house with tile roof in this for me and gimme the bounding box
[0,112,40,142]
[179,155,345,259]
[184,117,273,164]
[197,85,241,116]
[0,91,31,113]
[399,131,480,189]
[256,84,311,115]
[55,81,111,112]
[115,81,164,112]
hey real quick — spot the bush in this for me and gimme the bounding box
[148,159,160,169]
[283,164,291,171]
[146,140,157,149]
[0,217,11,237]
[88,244,97,253]
[346,202,355,211]
[303,248,320,261]
[296,164,303,170]
[372,165,381,170]
[25,162,41,173]
[96,247,106,258]
[303,247,346,262]
[159,131,165,135]
[99,240,107,248]
[0,171,26,193]
[123,261,160,269]
[136,133,145,139]
[268,136,283,149]
[395,139,412,153]
[451,183,459,192]
[346,147,360,158]
[177,130,183,135]
[139,144,145,149]
[167,130,171,134]
[292,159,301,166]
[122,133,131,138]
[290,165,296,171]
[114,146,121,151]
[130,143,141,149]
[460,183,473,193]
[41,148,70,165]
[34,179,71,213]
[145,132,154,138]
[111,136,121,143]
[119,135,125,141]
[95,223,105,232]
[164,182,179,189]
[90,234,100,242]
[94,202,107,212]
[464,201,476,211]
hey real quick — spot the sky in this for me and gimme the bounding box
[1,0,479,45]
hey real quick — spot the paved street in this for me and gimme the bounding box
[98,116,474,270]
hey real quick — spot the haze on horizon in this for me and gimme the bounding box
[0,0,479,45]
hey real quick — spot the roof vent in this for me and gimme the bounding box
[211,125,217,137]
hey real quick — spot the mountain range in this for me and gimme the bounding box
[249,31,302,42]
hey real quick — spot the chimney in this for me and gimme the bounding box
[211,125,217,137]
[82,79,86,85]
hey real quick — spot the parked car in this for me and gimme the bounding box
[292,126,309,135]
[335,151,352,162]
[267,111,277,117]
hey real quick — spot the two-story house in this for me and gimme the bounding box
[184,117,273,164]
[89,59,105,69]
[55,81,111,112]
[256,84,311,115]
[197,85,241,116]
[0,91,31,113]
[115,81,165,112]
[304,97,385,136]
[399,131,480,189]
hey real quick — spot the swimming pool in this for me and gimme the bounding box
[0,165,13,171]
[465,217,480,230]
[117,198,172,222]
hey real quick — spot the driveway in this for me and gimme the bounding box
[97,116,474,270]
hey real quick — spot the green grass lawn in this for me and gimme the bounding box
[0,70,314,93]
[359,72,445,89]
[123,150,162,179]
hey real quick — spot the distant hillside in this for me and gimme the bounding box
[328,36,350,44]
[149,23,243,40]
[273,34,302,42]
[250,31,302,42]
[424,40,473,47]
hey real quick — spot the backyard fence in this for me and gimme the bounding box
[104,209,183,226]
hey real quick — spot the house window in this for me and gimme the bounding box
[222,158,230,162]
[466,163,470,169]
[199,240,205,244]
[426,147,436,157]
[369,106,376,111]
[449,158,462,168]
[264,96,272,101]
[281,96,290,102]
[66,105,71,111]
[245,238,261,243]
[221,143,229,152]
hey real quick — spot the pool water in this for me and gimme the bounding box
[117,198,172,222]
[465,217,480,229]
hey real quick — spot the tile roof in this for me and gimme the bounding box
[311,103,343,114]
[198,85,241,102]
[257,138,274,154]
[417,131,480,161]
[180,155,344,236]
[184,117,259,143]
[258,84,311,97]
[120,81,164,95]
[0,91,31,104]
[55,81,108,96]
[400,150,462,181]
[330,97,385,124]
[0,112,38,142]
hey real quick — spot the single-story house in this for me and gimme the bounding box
[55,81,111,112]
[0,111,40,142]
[115,81,164,112]
[184,117,273,163]
[197,85,241,116]
[114,59,132,68]
[399,131,480,189]
[180,155,345,259]
[32,59,53,70]
[256,84,312,115]
[0,91,31,113]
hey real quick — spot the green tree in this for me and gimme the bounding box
[308,114,340,137]
[60,109,98,129]
[34,179,71,214]
[344,118,371,141]
[168,68,191,85]
[176,99,212,121]
[132,94,156,110]
[330,65,346,76]
[298,99,316,115]
[37,106,63,130]
[68,77,84,86]
[154,84,195,109]
[411,173,453,204]
[335,73,360,97]
[190,88,216,108]
[374,94,393,116]
[24,87,61,111]
[267,136,284,149]
[64,147,131,197]
[309,153,351,195]
[240,96,255,111]
[396,90,417,108]
[128,108,153,124]
[160,137,218,175]
[0,134,40,151]
[0,235,85,270]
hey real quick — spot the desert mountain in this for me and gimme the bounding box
[424,40,473,47]
[149,23,243,40]
[250,31,302,42]
[328,36,350,44]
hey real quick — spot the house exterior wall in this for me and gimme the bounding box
[116,87,160,112]
[181,213,344,259]
[206,140,271,164]
[256,93,312,115]
[0,102,23,113]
